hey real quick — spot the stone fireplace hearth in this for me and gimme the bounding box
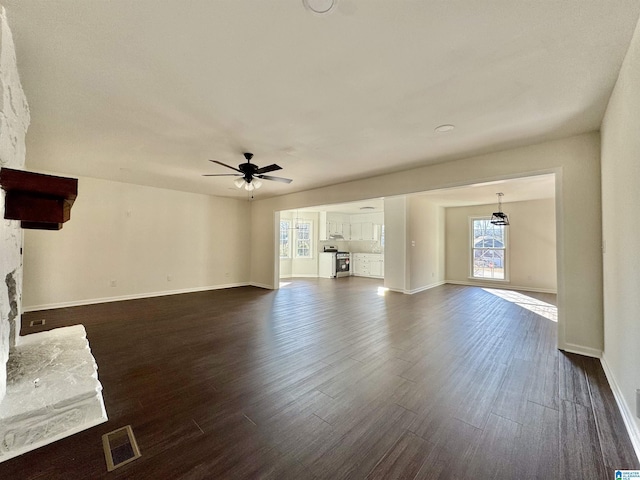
[0,325,107,462]
[0,6,107,463]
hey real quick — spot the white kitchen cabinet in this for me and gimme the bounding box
[327,220,338,237]
[373,224,381,241]
[352,253,384,278]
[319,212,328,240]
[323,213,350,240]
[350,223,362,241]
[352,254,367,276]
[369,258,382,277]
[342,223,351,240]
[361,222,374,241]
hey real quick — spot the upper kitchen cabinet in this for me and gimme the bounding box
[350,222,362,240]
[320,212,351,240]
[320,211,383,241]
[349,212,384,241]
[319,211,328,240]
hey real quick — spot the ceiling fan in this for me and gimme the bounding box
[203,152,292,191]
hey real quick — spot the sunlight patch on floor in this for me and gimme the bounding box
[377,286,389,296]
[483,288,557,322]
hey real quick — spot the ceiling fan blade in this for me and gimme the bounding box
[209,159,242,172]
[255,164,282,174]
[258,174,293,184]
[202,173,242,177]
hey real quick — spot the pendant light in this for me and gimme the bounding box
[490,193,510,226]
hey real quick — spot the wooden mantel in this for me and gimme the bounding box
[0,168,78,230]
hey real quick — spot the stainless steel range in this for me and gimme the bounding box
[319,246,351,278]
[335,251,351,277]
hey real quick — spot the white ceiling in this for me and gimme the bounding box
[4,1,640,199]
[295,173,555,214]
[416,173,555,207]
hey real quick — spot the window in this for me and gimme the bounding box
[295,221,312,258]
[279,220,291,258]
[471,217,507,280]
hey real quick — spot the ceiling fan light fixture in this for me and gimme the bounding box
[205,152,292,192]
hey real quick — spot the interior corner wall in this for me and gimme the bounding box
[383,196,407,292]
[445,198,557,293]
[407,196,445,293]
[601,13,640,447]
[0,6,30,401]
[22,176,251,310]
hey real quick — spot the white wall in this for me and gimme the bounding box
[601,14,640,450]
[22,176,251,310]
[407,196,445,293]
[0,6,30,401]
[250,133,603,355]
[383,196,407,292]
[445,198,557,292]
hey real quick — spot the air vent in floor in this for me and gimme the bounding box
[102,425,141,472]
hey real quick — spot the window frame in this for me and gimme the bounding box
[295,220,313,259]
[279,220,291,259]
[469,216,509,282]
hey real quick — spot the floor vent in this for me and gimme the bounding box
[29,319,45,327]
[102,425,141,472]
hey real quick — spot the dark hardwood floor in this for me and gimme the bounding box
[2,278,638,479]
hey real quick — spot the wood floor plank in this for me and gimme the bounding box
[559,351,592,407]
[463,413,522,479]
[1,280,634,479]
[527,351,560,410]
[308,403,416,479]
[560,399,609,480]
[583,358,640,471]
[452,359,508,429]
[365,431,435,480]
[513,401,560,479]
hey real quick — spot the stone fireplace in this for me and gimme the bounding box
[0,6,107,462]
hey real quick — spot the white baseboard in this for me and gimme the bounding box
[280,274,327,280]
[445,280,557,294]
[406,281,446,295]
[562,343,602,359]
[22,283,250,312]
[384,282,445,295]
[601,354,640,463]
[250,282,274,290]
[386,287,404,294]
